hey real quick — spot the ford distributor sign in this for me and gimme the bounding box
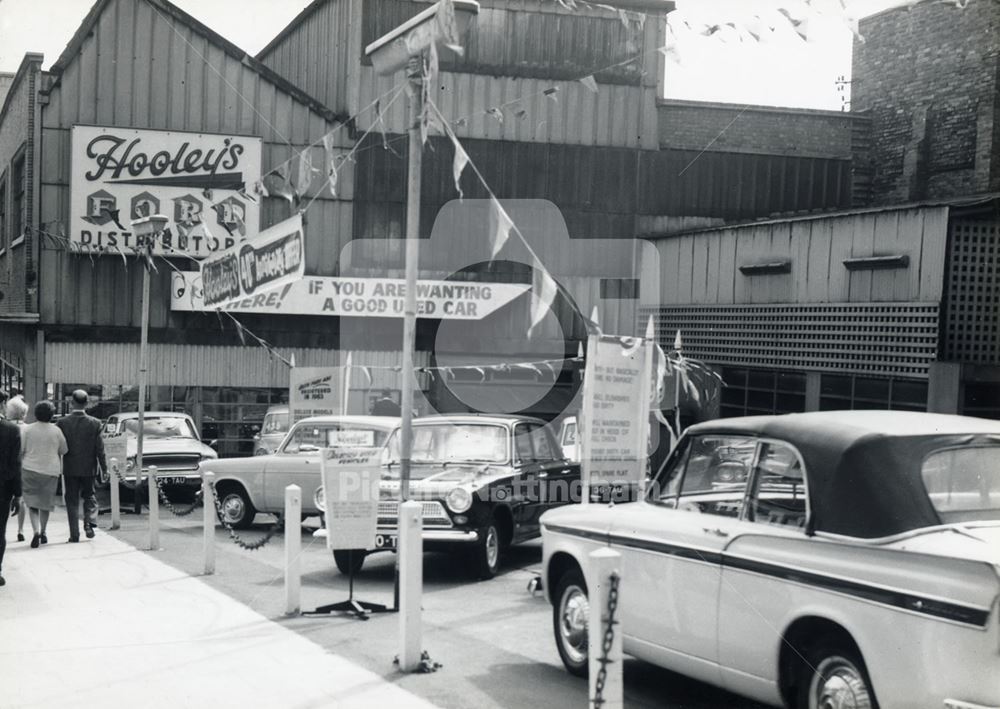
[70,126,262,258]
[200,213,304,307]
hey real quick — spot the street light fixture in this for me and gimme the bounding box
[129,214,168,514]
[364,0,479,674]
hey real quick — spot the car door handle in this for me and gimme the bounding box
[702,527,730,538]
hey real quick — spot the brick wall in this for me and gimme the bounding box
[853,0,1000,203]
[0,56,41,316]
[657,99,857,158]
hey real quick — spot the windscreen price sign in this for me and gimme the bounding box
[200,213,304,307]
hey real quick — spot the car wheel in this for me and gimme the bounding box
[471,517,502,580]
[217,486,256,530]
[798,642,876,709]
[553,568,589,677]
[333,549,367,575]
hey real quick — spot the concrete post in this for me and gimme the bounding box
[202,471,215,575]
[284,484,302,616]
[147,465,159,551]
[109,457,120,530]
[397,500,423,672]
[588,547,623,709]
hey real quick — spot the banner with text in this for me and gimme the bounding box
[320,448,382,551]
[200,213,304,307]
[171,271,528,320]
[290,365,349,424]
[70,126,262,258]
[579,336,652,491]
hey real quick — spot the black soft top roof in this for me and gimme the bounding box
[684,412,1000,538]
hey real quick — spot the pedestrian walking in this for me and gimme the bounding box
[56,390,107,542]
[0,389,23,586]
[6,395,29,542]
[20,400,68,547]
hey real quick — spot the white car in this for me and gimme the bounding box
[541,411,1000,709]
[102,411,218,489]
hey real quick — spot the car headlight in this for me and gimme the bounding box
[314,486,325,513]
[125,457,136,473]
[446,487,473,514]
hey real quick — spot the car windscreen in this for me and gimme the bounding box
[281,423,390,454]
[262,412,289,435]
[387,424,509,467]
[122,417,197,439]
[922,446,1000,522]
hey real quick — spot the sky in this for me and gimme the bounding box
[0,0,909,111]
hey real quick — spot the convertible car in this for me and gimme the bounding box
[201,415,399,529]
[541,411,1000,709]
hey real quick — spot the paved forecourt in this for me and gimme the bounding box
[0,515,439,709]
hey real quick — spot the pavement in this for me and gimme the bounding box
[0,512,440,709]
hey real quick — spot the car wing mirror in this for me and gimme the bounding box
[298,443,320,453]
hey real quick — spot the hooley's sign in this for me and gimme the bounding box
[69,126,262,258]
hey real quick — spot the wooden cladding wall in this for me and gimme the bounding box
[645,206,951,306]
[37,0,350,331]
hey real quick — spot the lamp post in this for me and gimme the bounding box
[129,214,168,514]
[365,0,479,673]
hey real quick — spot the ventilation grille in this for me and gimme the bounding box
[944,218,1000,364]
[641,303,939,378]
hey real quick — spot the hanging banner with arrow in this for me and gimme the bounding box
[200,213,304,308]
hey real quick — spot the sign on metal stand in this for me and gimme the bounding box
[303,448,389,619]
[285,484,302,615]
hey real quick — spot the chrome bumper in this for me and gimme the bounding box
[945,701,1000,709]
[312,528,479,543]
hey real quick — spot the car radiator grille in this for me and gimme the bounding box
[141,455,201,474]
[377,501,453,529]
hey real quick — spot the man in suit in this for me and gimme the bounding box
[57,390,107,542]
[0,389,23,586]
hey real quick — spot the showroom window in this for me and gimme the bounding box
[720,368,807,418]
[819,375,927,412]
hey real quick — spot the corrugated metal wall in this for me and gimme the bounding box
[38,0,353,333]
[257,0,356,115]
[644,206,951,306]
[354,0,661,148]
[45,342,429,388]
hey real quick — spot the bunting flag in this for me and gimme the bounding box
[527,256,559,338]
[450,134,470,198]
[543,87,559,101]
[436,0,464,54]
[297,149,314,195]
[513,108,528,121]
[252,180,269,199]
[322,133,339,198]
[488,197,514,260]
[487,107,504,124]
[578,75,599,93]
[263,172,298,207]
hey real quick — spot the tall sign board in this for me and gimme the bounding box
[319,448,382,551]
[70,126,262,258]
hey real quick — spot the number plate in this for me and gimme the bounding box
[163,476,189,485]
[375,534,397,550]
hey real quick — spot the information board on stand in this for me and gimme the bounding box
[319,448,382,551]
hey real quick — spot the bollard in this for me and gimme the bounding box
[588,547,623,709]
[202,471,215,575]
[284,484,302,615]
[147,465,159,550]
[397,500,423,672]
[109,457,121,530]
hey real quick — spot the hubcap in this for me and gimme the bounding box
[559,585,589,664]
[222,494,245,523]
[810,656,872,709]
[485,525,499,569]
